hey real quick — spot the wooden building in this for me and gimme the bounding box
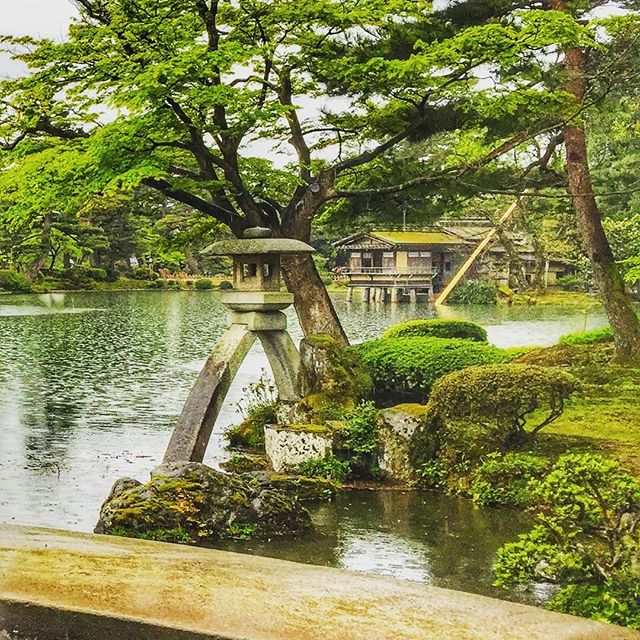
[334,230,466,302]
[334,223,571,302]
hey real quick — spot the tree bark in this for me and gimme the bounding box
[547,0,640,360]
[281,253,349,344]
[563,116,640,359]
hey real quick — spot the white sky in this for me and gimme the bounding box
[2,0,78,38]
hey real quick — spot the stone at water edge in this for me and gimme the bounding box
[377,404,432,484]
[95,461,313,543]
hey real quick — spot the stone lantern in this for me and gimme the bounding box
[163,228,315,464]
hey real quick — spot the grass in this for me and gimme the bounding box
[523,353,640,476]
[505,289,601,307]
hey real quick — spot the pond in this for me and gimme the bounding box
[0,291,607,602]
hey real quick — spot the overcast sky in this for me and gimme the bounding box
[3,0,77,38]
[1,0,77,77]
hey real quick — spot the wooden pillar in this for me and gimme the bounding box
[409,288,417,303]
[362,287,370,302]
[391,288,399,304]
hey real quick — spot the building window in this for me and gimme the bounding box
[408,251,420,258]
[362,252,373,258]
[350,252,360,258]
[420,251,431,258]
[382,252,394,258]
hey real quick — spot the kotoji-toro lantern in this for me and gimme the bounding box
[163,227,315,464]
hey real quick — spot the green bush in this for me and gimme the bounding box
[342,401,379,455]
[494,453,640,629]
[382,319,487,343]
[227,371,277,450]
[149,279,166,289]
[427,364,578,441]
[557,274,588,292]
[559,326,614,345]
[130,265,158,281]
[448,280,498,305]
[354,337,507,404]
[470,452,548,508]
[219,280,233,290]
[0,269,32,293]
[296,456,351,484]
[195,278,214,290]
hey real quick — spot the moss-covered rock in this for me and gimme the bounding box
[277,333,372,425]
[95,462,313,543]
[265,475,338,501]
[220,452,269,474]
[377,404,433,484]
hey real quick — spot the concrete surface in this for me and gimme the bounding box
[1,525,638,640]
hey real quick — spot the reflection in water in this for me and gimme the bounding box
[217,491,533,602]
[0,291,607,598]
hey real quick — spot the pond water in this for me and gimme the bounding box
[0,291,607,602]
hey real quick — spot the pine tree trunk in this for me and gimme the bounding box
[564,119,640,359]
[281,253,349,345]
[279,177,349,345]
[559,43,640,360]
[545,0,640,359]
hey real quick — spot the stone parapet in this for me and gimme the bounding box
[0,525,636,640]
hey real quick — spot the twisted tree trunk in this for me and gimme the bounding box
[548,0,640,360]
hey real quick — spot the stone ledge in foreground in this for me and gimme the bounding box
[0,525,637,640]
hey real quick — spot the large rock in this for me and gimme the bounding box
[95,462,313,543]
[276,334,372,425]
[377,404,432,484]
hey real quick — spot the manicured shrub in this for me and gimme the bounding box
[470,452,548,508]
[382,318,487,343]
[149,278,166,289]
[494,453,640,629]
[218,280,233,290]
[557,274,588,292]
[195,278,214,290]
[427,364,578,441]
[353,337,507,404]
[0,269,32,293]
[448,280,498,305]
[559,326,614,346]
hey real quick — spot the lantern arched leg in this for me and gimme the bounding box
[258,331,302,401]
[163,324,257,464]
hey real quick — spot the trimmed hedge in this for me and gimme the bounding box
[559,326,614,346]
[428,364,578,439]
[195,279,214,290]
[382,319,487,343]
[353,336,507,404]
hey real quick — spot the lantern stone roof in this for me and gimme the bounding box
[203,237,315,256]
